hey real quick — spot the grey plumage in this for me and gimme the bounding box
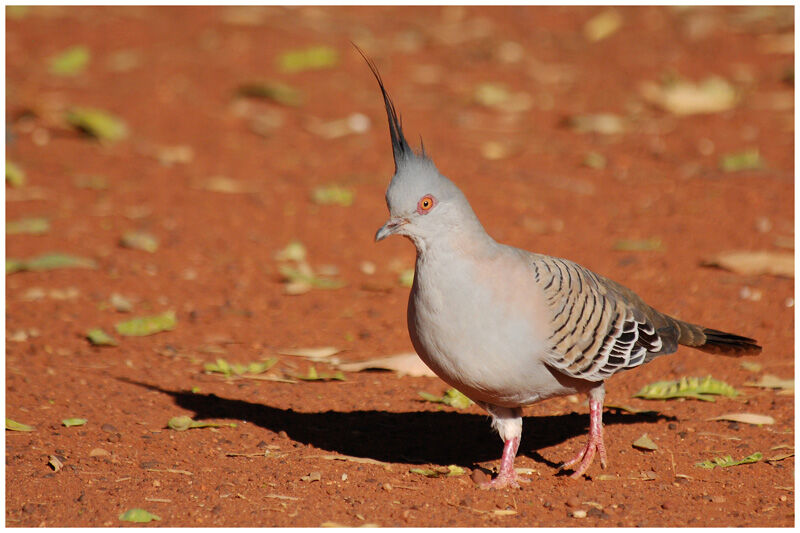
[362,48,761,488]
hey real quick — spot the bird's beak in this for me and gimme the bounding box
[375,217,408,242]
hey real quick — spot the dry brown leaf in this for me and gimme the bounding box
[337,353,436,377]
[744,374,794,391]
[278,347,341,362]
[703,250,793,277]
[708,413,775,425]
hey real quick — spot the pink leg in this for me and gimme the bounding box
[561,396,607,478]
[480,436,521,489]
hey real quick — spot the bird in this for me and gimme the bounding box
[360,49,762,489]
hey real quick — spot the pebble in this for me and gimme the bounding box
[566,496,580,508]
[572,509,587,518]
[470,469,489,485]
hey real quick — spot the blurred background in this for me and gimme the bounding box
[5,6,794,527]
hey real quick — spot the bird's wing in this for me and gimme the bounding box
[528,254,674,382]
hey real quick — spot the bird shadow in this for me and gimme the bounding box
[120,378,674,468]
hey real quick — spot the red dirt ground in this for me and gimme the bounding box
[5,6,794,527]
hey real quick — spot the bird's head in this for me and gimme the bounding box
[358,48,484,250]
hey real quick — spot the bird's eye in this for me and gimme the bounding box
[417,195,436,214]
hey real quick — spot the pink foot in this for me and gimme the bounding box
[561,397,607,478]
[480,436,522,489]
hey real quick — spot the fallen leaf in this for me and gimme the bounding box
[236,81,303,106]
[119,508,161,523]
[703,250,793,278]
[418,388,474,409]
[410,467,441,478]
[48,455,64,472]
[6,418,34,432]
[766,452,794,464]
[584,10,623,42]
[634,376,740,402]
[640,76,738,115]
[696,452,762,469]
[109,293,133,313]
[278,264,344,292]
[167,416,236,431]
[6,160,25,187]
[398,268,415,288]
[120,230,159,253]
[65,107,128,141]
[273,240,307,262]
[744,374,793,391]
[115,311,176,336]
[708,413,775,425]
[614,238,663,252]
[74,174,109,190]
[62,418,87,427]
[204,357,278,376]
[311,185,354,206]
[568,113,626,135]
[582,152,607,169]
[196,176,251,194]
[86,328,118,347]
[337,353,437,377]
[6,217,50,235]
[49,45,90,76]
[719,149,764,172]
[278,347,341,361]
[278,45,339,73]
[632,433,658,451]
[740,361,763,373]
[293,366,345,382]
[6,253,97,274]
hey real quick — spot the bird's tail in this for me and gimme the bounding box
[671,318,762,356]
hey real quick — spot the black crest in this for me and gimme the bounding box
[353,44,415,171]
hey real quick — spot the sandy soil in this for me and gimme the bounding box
[5,6,794,527]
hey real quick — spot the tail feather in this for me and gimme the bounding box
[696,328,762,356]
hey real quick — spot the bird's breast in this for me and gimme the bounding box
[407,247,581,406]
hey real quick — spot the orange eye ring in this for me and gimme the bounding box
[417,195,436,214]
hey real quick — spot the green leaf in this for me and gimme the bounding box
[167,415,235,431]
[696,452,762,469]
[719,149,764,172]
[409,468,441,477]
[398,268,415,288]
[418,388,474,409]
[278,264,344,290]
[634,376,739,402]
[582,152,607,169]
[119,508,161,523]
[115,311,176,337]
[65,107,128,142]
[86,328,118,347]
[62,418,87,427]
[204,357,277,376]
[273,240,307,262]
[311,185,354,207]
[6,418,34,432]
[278,45,339,73]
[120,230,159,253]
[48,45,90,76]
[632,433,658,451]
[236,81,303,106]
[294,366,346,381]
[6,160,26,187]
[7,217,50,235]
[6,253,98,274]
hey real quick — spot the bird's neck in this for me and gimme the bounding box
[412,217,496,261]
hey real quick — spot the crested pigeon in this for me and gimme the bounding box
[361,50,762,489]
